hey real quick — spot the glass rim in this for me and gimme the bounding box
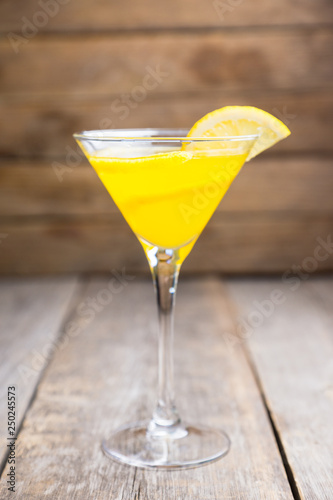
[73,128,259,142]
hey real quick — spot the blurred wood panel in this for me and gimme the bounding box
[2,31,333,95]
[1,214,332,275]
[1,157,332,217]
[0,277,78,469]
[1,0,332,276]
[227,279,333,499]
[0,278,294,499]
[1,90,332,157]
[1,0,333,31]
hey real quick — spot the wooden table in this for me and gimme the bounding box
[0,275,332,499]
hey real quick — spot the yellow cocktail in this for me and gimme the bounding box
[88,147,248,249]
[74,106,290,470]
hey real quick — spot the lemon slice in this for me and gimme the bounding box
[187,106,290,160]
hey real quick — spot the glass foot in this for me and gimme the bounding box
[102,421,230,470]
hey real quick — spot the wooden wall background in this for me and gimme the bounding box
[0,0,332,275]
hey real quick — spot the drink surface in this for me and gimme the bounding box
[88,147,247,249]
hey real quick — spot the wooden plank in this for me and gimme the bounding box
[0,213,332,274]
[1,157,333,217]
[2,31,332,95]
[0,277,79,471]
[226,277,333,499]
[1,0,333,31]
[0,278,293,499]
[189,214,333,273]
[0,90,332,157]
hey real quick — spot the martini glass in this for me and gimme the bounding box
[74,129,257,469]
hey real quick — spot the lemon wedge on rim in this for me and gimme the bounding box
[186,106,291,160]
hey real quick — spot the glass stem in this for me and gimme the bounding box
[149,249,182,433]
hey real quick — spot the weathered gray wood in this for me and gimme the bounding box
[0,278,293,499]
[1,156,333,217]
[226,277,333,500]
[2,31,332,95]
[1,0,333,31]
[0,90,331,157]
[0,277,79,471]
[0,213,332,275]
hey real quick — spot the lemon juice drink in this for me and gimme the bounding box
[88,147,247,249]
[74,106,290,471]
